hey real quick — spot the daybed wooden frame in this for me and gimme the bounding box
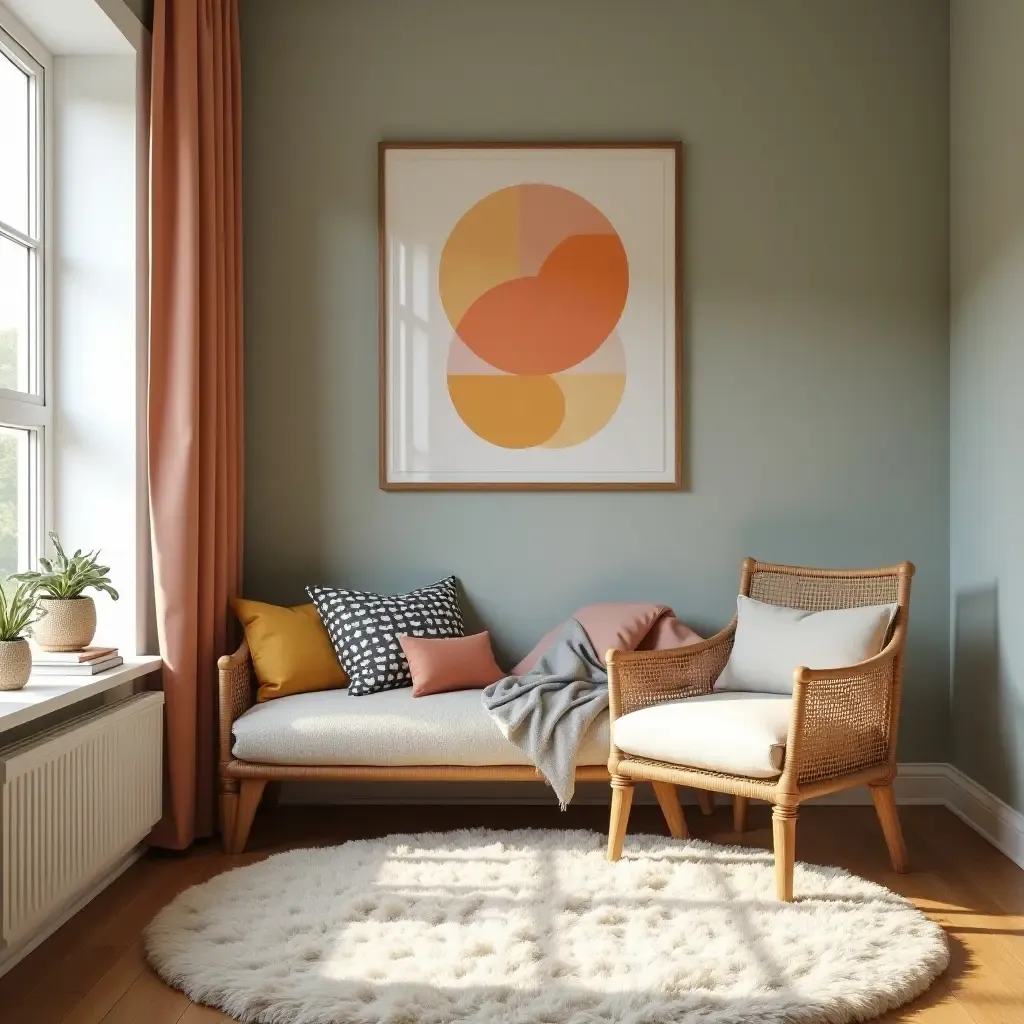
[606,558,914,901]
[217,645,715,853]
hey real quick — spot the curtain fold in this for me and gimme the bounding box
[149,0,243,849]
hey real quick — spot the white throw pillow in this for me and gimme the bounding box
[714,596,897,695]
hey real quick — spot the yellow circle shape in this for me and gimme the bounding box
[447,375,565,449]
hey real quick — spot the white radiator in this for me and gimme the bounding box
[0,693,163,949]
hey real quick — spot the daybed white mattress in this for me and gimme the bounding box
[231,686,611,767]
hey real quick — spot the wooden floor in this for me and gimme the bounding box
[1,799,1022,1023]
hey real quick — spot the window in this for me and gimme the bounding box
[0,23,47,576]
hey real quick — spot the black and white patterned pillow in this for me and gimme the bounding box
[306,577,464,696]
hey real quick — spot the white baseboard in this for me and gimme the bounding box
[806,762,952,805]
[0,844,147,979]
[280,762,1024,871]
[940,764,1024,871]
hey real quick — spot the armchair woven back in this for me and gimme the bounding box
[742,559,910,636]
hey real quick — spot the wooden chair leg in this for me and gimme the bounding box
[772,805,797,902]
[733,795,749,834]
[227,779,267,854]
[696,790,714,816]
[870,782,909,873]
[651,781,688,839]
[607,777,635,861]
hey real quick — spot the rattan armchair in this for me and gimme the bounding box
[606,558,914,901]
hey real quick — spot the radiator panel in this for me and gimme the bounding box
[0,693,163,947]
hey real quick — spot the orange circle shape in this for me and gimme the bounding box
[455,234,628,375]
[439,185,629,376]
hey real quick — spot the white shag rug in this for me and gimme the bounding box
[145,829,948,1024]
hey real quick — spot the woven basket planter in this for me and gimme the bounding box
[0,639,32,691]
[34,596,97,653]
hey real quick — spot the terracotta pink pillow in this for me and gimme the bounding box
[399,631,505,697]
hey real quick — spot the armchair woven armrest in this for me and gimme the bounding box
[218,638,254,769]
[607,622,736,721]
[786,628,904,788]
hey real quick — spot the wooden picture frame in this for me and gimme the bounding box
[379,141,684,491]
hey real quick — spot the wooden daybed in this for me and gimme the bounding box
[218,641,714,853]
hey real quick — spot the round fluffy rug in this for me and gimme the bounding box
[144,829,948,1024]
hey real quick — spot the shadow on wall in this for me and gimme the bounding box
[952,582,1021,809]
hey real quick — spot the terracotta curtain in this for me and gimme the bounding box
[149,0,243,849]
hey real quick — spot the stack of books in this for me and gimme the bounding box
[31,646,124,676]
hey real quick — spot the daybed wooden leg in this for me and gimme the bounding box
[227,779,267,855]
[651,781,688,840]
[733,795,749,834]
[607,777,635,861]
[870,782,909,873]
[220,779,239,853]
[696,790,714,816]
[264,780,283,810]
[772,804,797,902]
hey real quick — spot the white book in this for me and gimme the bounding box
[31,655,124,677]
[29,645,118,665]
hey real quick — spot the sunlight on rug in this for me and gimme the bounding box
[144,828,948,1024]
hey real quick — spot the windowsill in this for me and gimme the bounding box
[0,656,162,736]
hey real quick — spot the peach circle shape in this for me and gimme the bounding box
[541,373,626,449]
[543,332,626,449]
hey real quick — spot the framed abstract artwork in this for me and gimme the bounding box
[379,142,683,490]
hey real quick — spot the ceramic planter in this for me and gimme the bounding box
[33,596,97,652]
[0,638,32,691]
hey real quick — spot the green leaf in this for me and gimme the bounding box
[17,534,118,604]
[0,578,43,640]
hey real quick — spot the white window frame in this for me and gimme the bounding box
[0,10,52,574]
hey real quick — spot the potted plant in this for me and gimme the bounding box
[13,533,119,652]
[0,580,42,690]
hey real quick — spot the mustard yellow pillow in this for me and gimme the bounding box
[231,598,348,702]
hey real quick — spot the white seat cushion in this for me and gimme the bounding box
[232,687,611,767]
[612,692,791,778]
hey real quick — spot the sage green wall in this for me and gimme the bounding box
[950,0,1024,812]
[241,0,951,759]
